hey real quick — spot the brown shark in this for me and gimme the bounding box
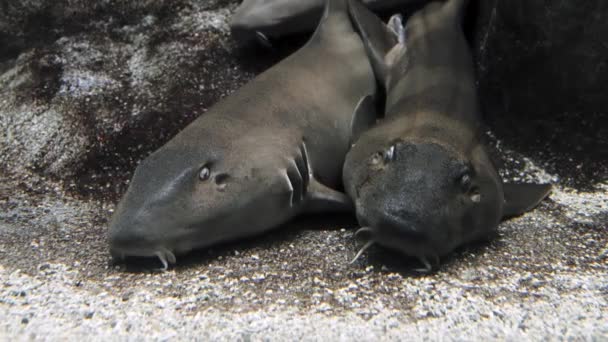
[109,0,378,269]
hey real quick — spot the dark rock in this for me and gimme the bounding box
[471,0,608,189]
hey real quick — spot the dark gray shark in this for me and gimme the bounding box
[343,0,552,271]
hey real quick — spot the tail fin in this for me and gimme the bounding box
[347,0,401,89]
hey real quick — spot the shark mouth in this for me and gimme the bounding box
[111,246,177,271]
[349,226,440,273]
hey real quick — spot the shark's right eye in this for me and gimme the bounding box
[199,166,211,181]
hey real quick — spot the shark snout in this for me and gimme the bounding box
[354,194,447,257]
[109,211,173,253]
[230,24,256,44]
[109,222,154,251]
[355,191,430,239]
[230,4,273,46]
[376,214,428,242]
[109,218,180,270]
[230,22,274,48]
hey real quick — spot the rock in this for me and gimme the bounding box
[474,0,608,117]
[0,0,258,199]
[472,0,608,188]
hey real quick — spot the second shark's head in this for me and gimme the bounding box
[343,0,551,269]
[344,125,552,267]
[344,126,511,261]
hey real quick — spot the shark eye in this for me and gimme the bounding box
[384,145,395,162]
[459,173,472,191]
[199,166,211,181]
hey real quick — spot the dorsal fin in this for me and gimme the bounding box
[310,0,349,41]
[347,0,402,90]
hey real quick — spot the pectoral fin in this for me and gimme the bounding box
[303,177,354,213]
[502,183,552,219]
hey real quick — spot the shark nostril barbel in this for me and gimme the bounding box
[155,251,169,271]
[354,226,373,238]
[350,240,375,264]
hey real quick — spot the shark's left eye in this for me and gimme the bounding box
[199,166,211,181]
